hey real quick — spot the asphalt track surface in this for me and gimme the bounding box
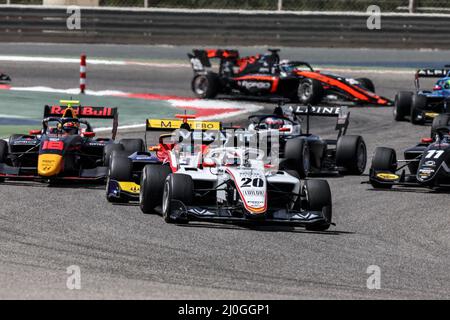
[0,44,449,299]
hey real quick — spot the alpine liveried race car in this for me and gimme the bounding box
[106,114,221,203]
[0,72,10,84]
[139,144,333,231]
[394,67,450,124]
[247,104,367,178]
[0,100,120,183]
[188,48,391,106]
[369,126,450,190]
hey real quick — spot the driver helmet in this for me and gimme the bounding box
[444,79,450,89]
[59,121,79,135]
[263,117,284,130]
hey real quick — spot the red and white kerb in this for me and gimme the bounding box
[80,54,86,94]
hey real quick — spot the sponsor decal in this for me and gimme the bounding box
[147,119,221,131]
[376,173,399,180]
[118,182,140,194]
[237,80,271,90]
[50,106,113,117]
[424,112,439,118]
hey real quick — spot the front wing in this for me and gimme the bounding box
[166,200,332,228]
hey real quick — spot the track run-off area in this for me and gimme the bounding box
[0,43,448,299]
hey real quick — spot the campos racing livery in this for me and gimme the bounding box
[140,145,334,231]
[394,67,450,124]
[0,72,11,84]
[188,48,391,106]
[369,127,450,190]
[247,104,367,178]
[106,114,221,203]
[0,100,118,183]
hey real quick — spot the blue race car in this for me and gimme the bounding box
[394,67,450,125]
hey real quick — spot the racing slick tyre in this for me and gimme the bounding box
[106,151,133,203]
[303,180,332,231]
[139,165,172,214]
[370,147,397,189]
[103,143,124,167]
[119,138,145,154]
[393,91,413,121]
[162,173,194,223]
[431,114,450,138]
[336,135,367,175]
[410,94,427,125]
[356,78,375,93]
[0,140,8,182]
[297,79,324,105]
[109,151,133,182]
[191,72,219,99]
[284,138,310,179]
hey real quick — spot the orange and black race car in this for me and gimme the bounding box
[188,48,392,106]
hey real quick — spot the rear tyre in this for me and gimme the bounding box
[370,147,397,189]
[284,138,310,179]
[297,79,324,105]
[410,94,427,125]
[431,113,450,138]
[103,143,124,167]
[119,138,145,154]
[356,78,375,93]
[336,135,367,175]
[303,180,332,231]
[191,72,219,99]
[393,91,413,121]
[139,165,172,214]
[162,174,194,223]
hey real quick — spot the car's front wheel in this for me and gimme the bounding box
[303,179,332,231]
[336,135,367,175]
[162,174,193,223]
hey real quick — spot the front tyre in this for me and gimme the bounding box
[139,165,171,214]
[162,174,194,223]
[303,180,332,231]
[356,78,375,93]
[369,147,397,189]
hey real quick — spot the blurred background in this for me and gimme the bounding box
[1,0,449,13]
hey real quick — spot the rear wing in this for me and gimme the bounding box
[43,105,119,140]
[188,49,239,72]
[415,68,450,78]
[146,118,221,131]
[285,105,350,137]
[415,67,450,90]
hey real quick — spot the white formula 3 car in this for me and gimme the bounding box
[139,144,333,231]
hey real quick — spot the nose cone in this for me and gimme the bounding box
[38,154,63,177]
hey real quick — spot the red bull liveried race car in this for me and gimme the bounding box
[188,48,392,106]
[0,100,124,183]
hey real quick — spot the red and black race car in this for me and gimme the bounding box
[188,48,392,106]
[0,100,120,183]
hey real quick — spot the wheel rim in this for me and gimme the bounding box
[356,142,367,173]
[298,82,312,101]
[162,181,170,216]
[194,77,208,95]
